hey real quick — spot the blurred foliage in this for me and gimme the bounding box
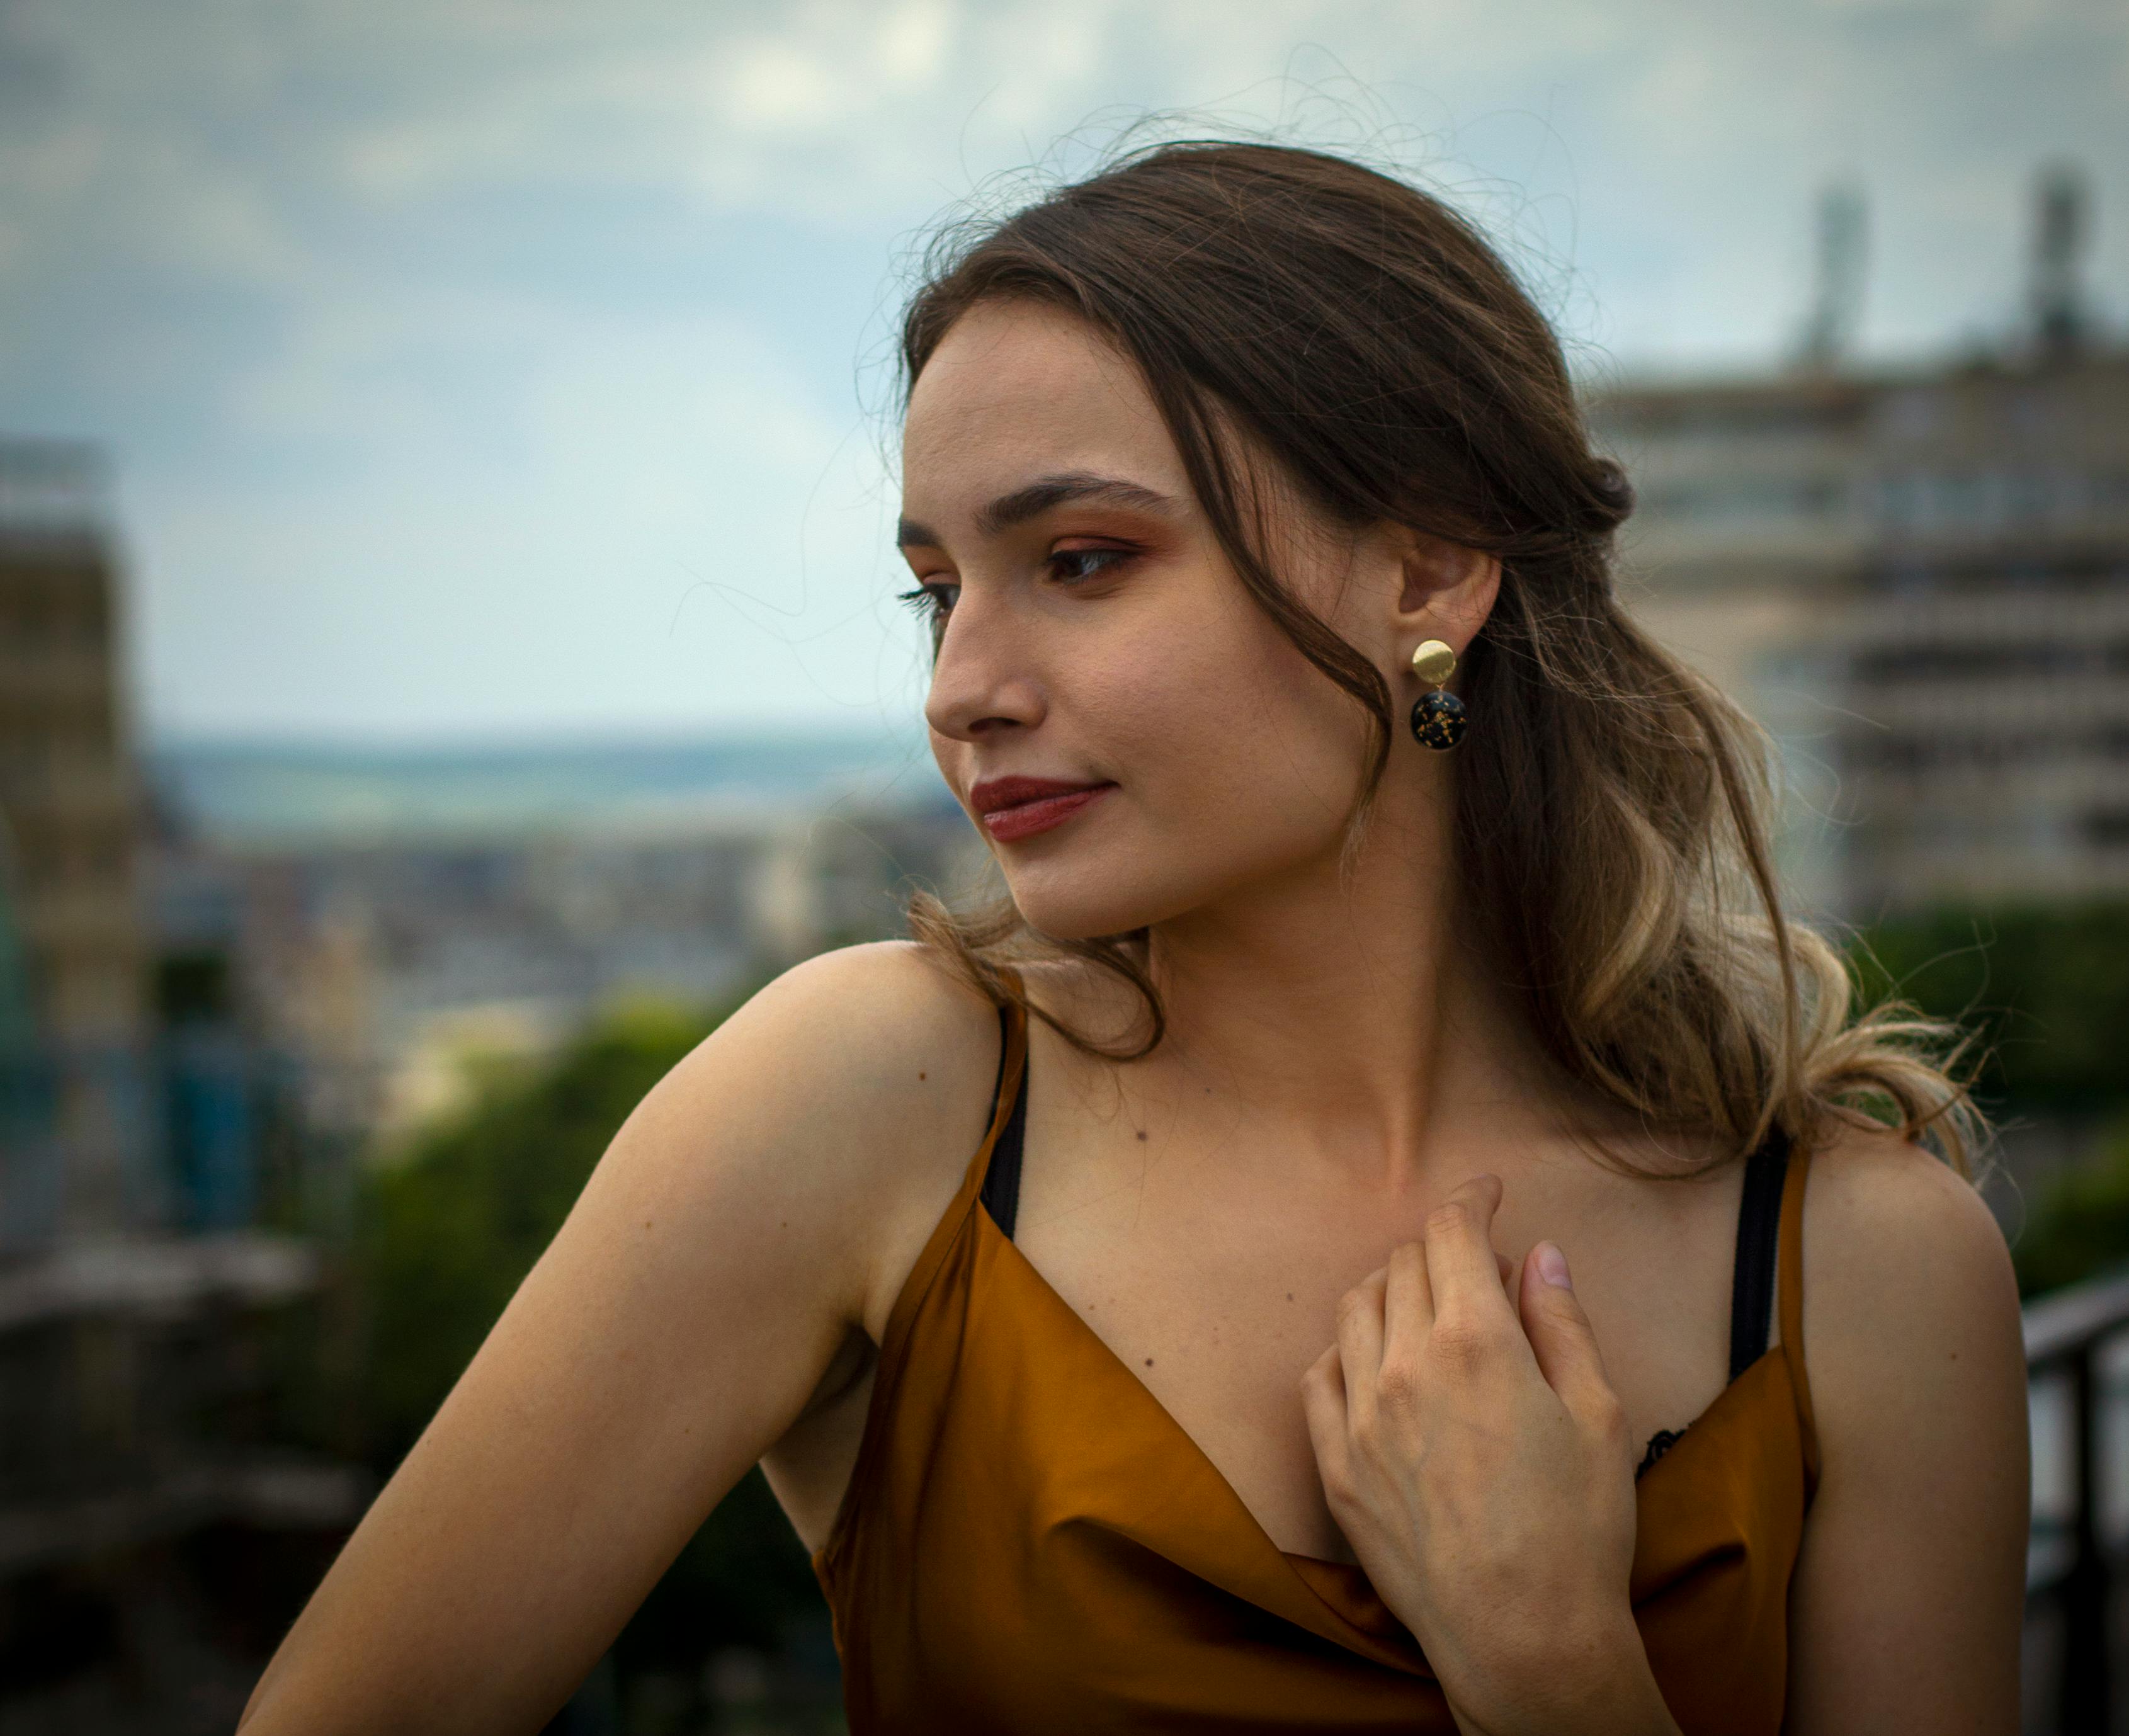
[1849,902,2129,1299]
[1849,900,2129,1111]
[357,999,713,1462]
[2010,1114,2129,1298]
[353,985,832,1709]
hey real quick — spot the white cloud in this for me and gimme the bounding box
[720,38,844,135]
[878,0,957,87]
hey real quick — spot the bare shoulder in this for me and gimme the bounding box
[1797,1120,2025,1465]
[1783,1126,2029,1727]
[1801,1121,2017,1344]
[611,940,1006,1319]
[637,938,1004,1188]
[664,939,1002,1136]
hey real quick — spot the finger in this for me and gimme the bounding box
[1334,1266,1388,1434]
[1300,1343,1353,1500]
[1380,1239,1433,1366]
[1422,1173,1516,1327]
[1518,1241,1622,1429]
[1496,1251,1513,1291]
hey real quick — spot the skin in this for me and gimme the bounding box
[239,300,2030,1735]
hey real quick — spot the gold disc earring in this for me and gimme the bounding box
[1409,639,1467,751]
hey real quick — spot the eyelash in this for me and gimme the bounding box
[895,547,1135,632]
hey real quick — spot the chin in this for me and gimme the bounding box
[992,832,1190,939]
[999,867,1164,942]
[998,805,1346,941]
[996,832,1252,942]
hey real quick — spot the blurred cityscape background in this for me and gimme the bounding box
[1,3,2126,1733]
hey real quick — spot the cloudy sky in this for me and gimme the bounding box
[2,0,2124,744]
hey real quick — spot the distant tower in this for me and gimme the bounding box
[1797,181,1866,372]
[2030,161,2091,358]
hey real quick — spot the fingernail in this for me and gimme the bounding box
[1536,1243,1571,1290]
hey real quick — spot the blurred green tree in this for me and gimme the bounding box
[1849,901,2129,1111]
[1850,901,2129,1297]
[354,989,831,1701]
[2009,1115,2129,1297]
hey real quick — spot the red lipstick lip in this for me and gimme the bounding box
[969,776,1116,844]
[970,775,1108,812]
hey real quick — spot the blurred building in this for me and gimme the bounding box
[1590,169,2129,921]
[0,441,150,1240]
[0,441,361,1734]
[171,787,984,1144]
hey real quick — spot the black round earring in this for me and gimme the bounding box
[1409,640,1467,751]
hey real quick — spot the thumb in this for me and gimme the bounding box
[1519,1242,1615,1419]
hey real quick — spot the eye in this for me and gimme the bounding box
[895,581,957,617]
[896,582,956,652]
[1047,546,1132,583]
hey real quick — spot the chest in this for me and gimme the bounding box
[1009,1125,1747,1562]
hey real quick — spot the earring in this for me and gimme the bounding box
[1409,639,1467,751]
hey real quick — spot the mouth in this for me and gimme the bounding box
[968,775,1116,844]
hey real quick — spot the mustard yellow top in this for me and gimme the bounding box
[814,1001,1819,1732]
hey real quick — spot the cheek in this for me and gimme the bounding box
[942,564,1378,941]
[1084,611,1371,885]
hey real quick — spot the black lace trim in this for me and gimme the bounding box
[1635,1427,1686,1480]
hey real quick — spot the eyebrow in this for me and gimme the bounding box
[896,472,1180,548]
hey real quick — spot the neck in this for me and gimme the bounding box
[1116,785,1567,1193]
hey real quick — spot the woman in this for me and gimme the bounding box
[242,143,2030,1733]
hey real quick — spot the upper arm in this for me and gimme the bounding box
[241,941,1000,1736]
[1785,1130,2030,1735]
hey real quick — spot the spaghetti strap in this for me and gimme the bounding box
[1776,1142,1820,1491]
[1636,1128,1793,1482]
[1727,1132,1790,1381]
[963,987,1028,1201]
[979,1002,1030,1236]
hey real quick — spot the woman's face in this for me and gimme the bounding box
[899,299,1415,942]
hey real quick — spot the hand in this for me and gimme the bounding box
[1300,1174,1676,1736]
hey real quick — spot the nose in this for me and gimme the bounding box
[923,585,1045,745]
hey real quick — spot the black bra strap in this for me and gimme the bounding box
[1727,1128,1792,1381]
[979,1004,1029,1238]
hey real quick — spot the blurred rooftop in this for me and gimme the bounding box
[0,440,110,543]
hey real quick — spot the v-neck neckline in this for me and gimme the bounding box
[973,1196,1786,1574]
[960,997,1790,1582]
[819,1139,1803,1684]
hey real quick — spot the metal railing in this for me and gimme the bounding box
[2025,1266,2129,1732]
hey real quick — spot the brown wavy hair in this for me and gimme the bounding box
[900,140,1982,1177]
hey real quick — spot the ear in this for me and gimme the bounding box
[1393,531,1500,659]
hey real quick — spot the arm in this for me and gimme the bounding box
[1784,1130,2030,1734]
[239,942,999,1736]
